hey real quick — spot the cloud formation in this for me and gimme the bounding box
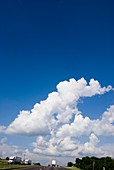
[0,137,23,157]
[1,78,114,162]
[0,126,6,133]
[6,78,113,136]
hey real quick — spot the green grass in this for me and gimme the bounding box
[0,159,32,169]
[60,166,80,170]
[70,166,80,170]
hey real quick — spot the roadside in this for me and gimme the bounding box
[0,159,34,170]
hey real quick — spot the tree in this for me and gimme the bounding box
[67,162,73,167]
[6,157,9,160]
[73,156,114,170]
[75,158,81,168]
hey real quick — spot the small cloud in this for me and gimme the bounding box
[0,137,7,145]
[0,125,6,133]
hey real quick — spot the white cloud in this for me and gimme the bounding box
[6,78,113,136]
[0,137,23,158]
[56,105,114,138]
[0,126,6,133]
[56,114,92,138]
[59,137,78,151]
[1,77,114,164]
[32,104,114,159]
[78,133,104,156]
[0,137,49,165]
[0,136,7,145]
[100,143,114,158]
[92,105,114,136]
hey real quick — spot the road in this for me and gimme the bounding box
[11,166,67,170]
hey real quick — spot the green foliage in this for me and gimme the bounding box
[74,156,114,170]
[71,166,81,170]
[6,157,9,160]
[67,162,74,167]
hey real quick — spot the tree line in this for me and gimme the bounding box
[67,156,114,170]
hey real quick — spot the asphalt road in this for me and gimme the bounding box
[11,166,67,170]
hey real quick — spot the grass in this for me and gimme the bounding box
[60,166,80,170]
[0,159,32,169]
[70,166,80,170]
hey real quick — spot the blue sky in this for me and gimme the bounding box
[0,0,114,165]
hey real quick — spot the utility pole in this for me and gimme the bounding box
[93,161,95,170]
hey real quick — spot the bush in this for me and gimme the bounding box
[6,157,9,160]
[67,162,74,167]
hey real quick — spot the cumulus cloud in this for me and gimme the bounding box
[56,105,114,138]
[92,105,114,136]
[2,77,114,161]
[78,133,102,156]
[56,114,92,138]
[6,78,113,136]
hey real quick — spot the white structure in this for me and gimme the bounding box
[8,156,22,164]
[23,159,32,165]
[51,160,57,167]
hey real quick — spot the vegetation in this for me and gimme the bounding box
[70,166,80,170]
[61,165,80,170]
[74,156,114,170]
[0,158,32,169]
[67,162,74,167]
[34,162,41,166]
